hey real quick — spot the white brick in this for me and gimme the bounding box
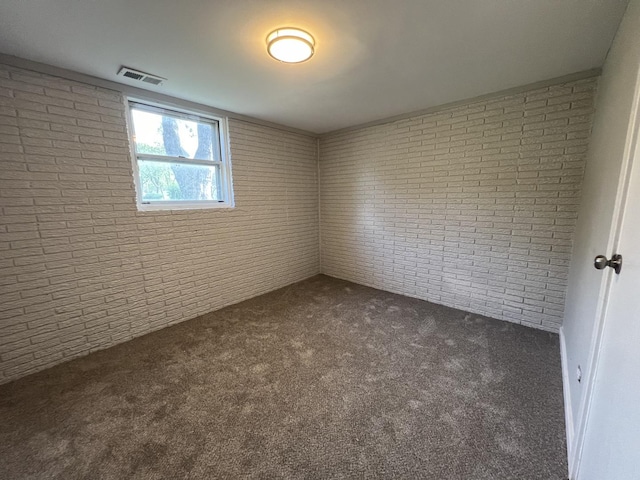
[319,77,597,333]
[0,63,319,384]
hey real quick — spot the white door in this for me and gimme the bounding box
[576,84,640,479]
[562,1,640,475]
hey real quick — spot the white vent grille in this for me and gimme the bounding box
[117,67,165,86]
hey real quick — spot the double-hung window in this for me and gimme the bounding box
[127,100,233,210]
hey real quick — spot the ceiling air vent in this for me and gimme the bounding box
[117,67,165,86]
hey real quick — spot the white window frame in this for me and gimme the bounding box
[126,99,234,211]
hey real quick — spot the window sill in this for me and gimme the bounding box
[137,202,235,212]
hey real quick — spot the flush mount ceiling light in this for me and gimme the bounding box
[266,28,315,63]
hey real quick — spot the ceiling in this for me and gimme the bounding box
[0,0,629,134]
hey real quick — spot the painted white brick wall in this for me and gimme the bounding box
[319,77,597,333]
[0,64,319,384]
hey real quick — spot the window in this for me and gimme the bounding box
[127,100,233,210]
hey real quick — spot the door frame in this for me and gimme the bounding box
[569,65,640,479]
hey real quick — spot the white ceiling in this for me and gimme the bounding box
[0,0,629,134]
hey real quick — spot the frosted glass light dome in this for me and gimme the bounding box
[266,28,315,63]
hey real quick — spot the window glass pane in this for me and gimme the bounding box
[138,160,222,202]
[131,108,219,161]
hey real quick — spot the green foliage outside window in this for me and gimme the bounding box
[136,118,218,202]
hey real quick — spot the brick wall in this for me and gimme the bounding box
[319,77,597,332]
[0,61,599,383]
[0,64,319,384]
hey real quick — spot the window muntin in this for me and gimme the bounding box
[128,101,233,210]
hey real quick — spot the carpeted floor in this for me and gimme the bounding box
[0,275,567,479]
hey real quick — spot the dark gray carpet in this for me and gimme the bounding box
[0,275,567,479]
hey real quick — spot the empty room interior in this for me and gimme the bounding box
[1,1,640,479]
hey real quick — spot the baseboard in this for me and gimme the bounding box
[559,327,575,478]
